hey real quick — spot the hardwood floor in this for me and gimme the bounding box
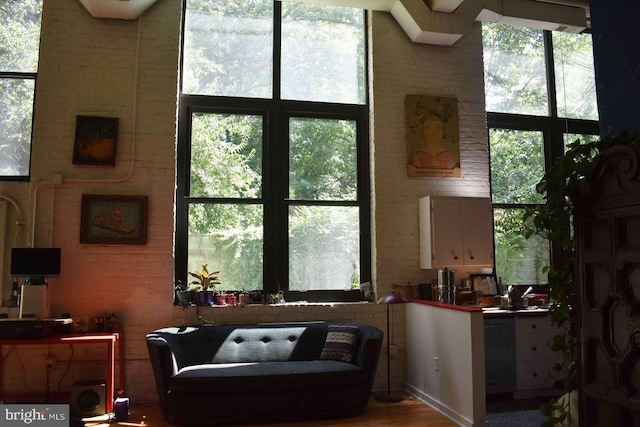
[82,392,457,427]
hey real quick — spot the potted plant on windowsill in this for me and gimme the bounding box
[175,280,194,307]
[189,264,221,306]
[238,288,252,305]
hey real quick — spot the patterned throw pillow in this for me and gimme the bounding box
[319,324,360,363]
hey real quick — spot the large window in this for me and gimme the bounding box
[176,0,369,300]
[0,0,42,179]
[483,23,599,285]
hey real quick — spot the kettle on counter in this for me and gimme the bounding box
[507,285,523,308]
[437,268,455,304]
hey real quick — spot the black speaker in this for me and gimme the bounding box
[70,380,106,418]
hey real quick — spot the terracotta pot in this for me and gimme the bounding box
[215,294,227,305]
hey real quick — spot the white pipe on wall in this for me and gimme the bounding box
[0,193,25,247]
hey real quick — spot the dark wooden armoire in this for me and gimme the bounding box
[575,140,640,426]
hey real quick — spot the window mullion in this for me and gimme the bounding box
[544,31,558,119]
[273,1,282,102]
[263,107,287,295]
[262,2,285,295]
[174,101,192,286]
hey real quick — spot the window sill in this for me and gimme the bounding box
[176,300,373,309]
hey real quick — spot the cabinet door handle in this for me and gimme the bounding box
[531,346,537,352]
[531,324,537,329]
[470,255,475,260]
[532,372,538,378]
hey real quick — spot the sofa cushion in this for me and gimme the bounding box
[211,326,310,363]
[170,323,331,366]
[170,360,367,394]
[320,324,360,362]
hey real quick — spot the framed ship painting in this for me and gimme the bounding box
[80,195,148,245]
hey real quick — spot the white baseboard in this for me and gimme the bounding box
[405,384,489,427]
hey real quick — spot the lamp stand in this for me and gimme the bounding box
[375,302,404,403]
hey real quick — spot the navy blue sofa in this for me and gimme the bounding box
[146,321,383,425]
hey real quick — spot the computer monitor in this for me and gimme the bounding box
[10,248,61,282]
[10,248,60,319]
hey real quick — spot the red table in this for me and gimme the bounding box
[0,332,124,413]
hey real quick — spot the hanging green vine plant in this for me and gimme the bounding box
[523,131,638,426]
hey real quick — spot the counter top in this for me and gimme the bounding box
[410,299,551,317]
[482,306,550,318]
[410,299,482,312]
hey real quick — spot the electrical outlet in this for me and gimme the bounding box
[389,345,397,357]
[434,356,439,372]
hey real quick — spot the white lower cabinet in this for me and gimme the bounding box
[514,316,560,397]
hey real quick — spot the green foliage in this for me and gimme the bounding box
[489,129,545,204]
[0,0,42,175]
[489,129,550,284]
[482,23,548,115]
[0,0,42,72]
[183,0,365,102]
[188,263,221,291]
[524,132,637,425]
[289,118,357,200]
[182,1,365,291]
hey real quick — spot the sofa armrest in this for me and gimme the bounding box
[146,334,178,416]
[353,325,383,388]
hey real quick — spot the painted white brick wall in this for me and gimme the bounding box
[371,11,489,294]
[0,3,490,402]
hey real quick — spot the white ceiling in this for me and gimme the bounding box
[291,0,590,45]
[77,0,591,46]
[77,0,159,20]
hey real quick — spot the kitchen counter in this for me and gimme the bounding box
[405,301,486,426]
[482,306,550,318]
[411,299,550,318]
[410,298,482,312]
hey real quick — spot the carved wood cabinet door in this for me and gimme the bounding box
[575,142,640,426]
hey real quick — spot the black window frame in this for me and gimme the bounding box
[0,73,36,182]
[175,1,371,302]
[487,28,599,281]
[0,0,42,182]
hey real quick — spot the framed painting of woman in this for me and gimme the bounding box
[406,95,461,178]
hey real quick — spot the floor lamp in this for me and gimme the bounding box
[375,290,410,403]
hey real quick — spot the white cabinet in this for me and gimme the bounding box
[515,316,560,397]
[419,196,493,269]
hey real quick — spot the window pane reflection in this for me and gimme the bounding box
[490,129,545,204]
[188,203,263,291]
[183,0,273,98]
[494,208,549,285]
[289,206,359,291]
[281,3,365,104]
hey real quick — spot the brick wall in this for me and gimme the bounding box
[0,1,489,402]
[370,11,489,293]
